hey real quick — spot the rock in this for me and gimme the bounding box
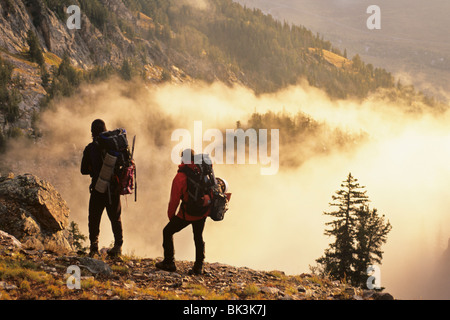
[260,286,279,295]
[0,174,69,231]
[362,290,376,299]
[0,174,73,253]
[297,285,307,293]
[0,281,18,290]
[78,257,112,276]
[372,292,395,300]
[0,230,22,250]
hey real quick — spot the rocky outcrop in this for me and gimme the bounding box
[0,173,73,253]
[0,0,132,69]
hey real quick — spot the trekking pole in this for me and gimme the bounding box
[131,135,137,202]
[131,135,136,159]
[134,164,137,202]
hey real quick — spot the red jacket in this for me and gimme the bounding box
[167,163,211,221]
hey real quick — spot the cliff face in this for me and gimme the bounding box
[0,0,134,68]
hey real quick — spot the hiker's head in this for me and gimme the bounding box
[91,119,106,138]
[181,149,195,164]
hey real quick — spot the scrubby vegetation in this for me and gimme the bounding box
[0,56,21,127]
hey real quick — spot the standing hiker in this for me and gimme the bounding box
[81,119,123,258]
[156,149,212,275]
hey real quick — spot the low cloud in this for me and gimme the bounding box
[2,77,450,299]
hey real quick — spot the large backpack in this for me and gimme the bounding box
[179,154,230,220]
[94,128,136,199]
[179,154,216,217]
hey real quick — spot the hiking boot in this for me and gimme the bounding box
[155,260,177,272]
[88,249,99,257]
[107,245,122,258]
[188,262,203,275]
[89,243,99,257]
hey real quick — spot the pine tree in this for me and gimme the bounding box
[120,59,133,81]
[316,173,392,287]
[26,30,45,66]
[68,221,87,253]
[316,173,369,281]
[353,205,392,287]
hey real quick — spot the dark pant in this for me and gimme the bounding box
[88,189,123,248]
[163,216,206,264]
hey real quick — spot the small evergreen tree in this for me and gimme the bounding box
[26,30,45,66]
[353,205,392,286]
[316,173,391,287]
[120,59,133,81]
[40,65,50,89]
[68,221,87,253]
[316,173,369,281]
[56,53,80,86]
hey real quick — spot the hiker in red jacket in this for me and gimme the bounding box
[156,149,211,275]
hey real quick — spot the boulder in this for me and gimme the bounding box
[372,292,395,300]
[0,173,73,253]
[0,230,22,250]
[78,257,112,276]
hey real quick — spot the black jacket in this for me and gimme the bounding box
[81,141,103,189]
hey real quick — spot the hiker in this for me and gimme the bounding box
[156,149,211,275]
[81,119,123,258]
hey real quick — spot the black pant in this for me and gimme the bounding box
[88,189,123,248]
[162,216,206,264]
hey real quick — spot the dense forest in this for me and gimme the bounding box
[121,0,396,98]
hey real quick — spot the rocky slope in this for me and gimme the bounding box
[0,231,394,300]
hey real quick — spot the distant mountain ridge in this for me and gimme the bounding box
[235,0,450,101]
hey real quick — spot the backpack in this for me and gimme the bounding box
[180,154,230,220]
[209,177,230,222]
[179,154,216,217]
[94,128,136,199]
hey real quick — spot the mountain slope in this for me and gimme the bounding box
[235,0,450,100]
[0,0,443,147]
